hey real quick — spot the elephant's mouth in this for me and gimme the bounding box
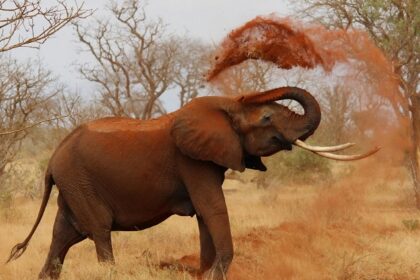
[279,142,293,151]
[244,154,267,171]
[259,142,292,157]
[271,135,293,152]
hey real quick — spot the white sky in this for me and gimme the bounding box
[12,0,293,111]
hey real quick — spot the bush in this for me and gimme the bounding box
[253,148,332,187]
[402,219,419,231]
[283,149,331,173]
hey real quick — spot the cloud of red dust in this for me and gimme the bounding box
[170,17,415,279]
[151,15,417,280]
[207,15,410,174]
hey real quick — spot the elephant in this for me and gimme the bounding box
[7,86,378,279]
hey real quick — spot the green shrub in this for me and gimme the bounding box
[282,148,331,175]
[253,148,332,187]
[402,219,419,231]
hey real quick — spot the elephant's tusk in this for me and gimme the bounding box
[311,146,381,161]
[294,139,355,152]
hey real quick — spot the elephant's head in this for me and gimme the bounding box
[171,86,379,172]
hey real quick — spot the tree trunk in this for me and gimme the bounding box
[410,95,420,208]
[142,96,157,120]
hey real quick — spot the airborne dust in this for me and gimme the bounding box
[201,16,415,279]
[208,15,408,172]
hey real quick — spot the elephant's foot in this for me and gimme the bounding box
[39,206,86,279]
[200,251,216,273]
[202,254,232,280]
[202,268,227,280]
[38,259,62,280]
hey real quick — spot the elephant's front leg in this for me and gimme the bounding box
[200,208,233,280]
[197,215,216,272]
[182,164,233,280]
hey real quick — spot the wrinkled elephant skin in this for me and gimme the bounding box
[8,87,321,280]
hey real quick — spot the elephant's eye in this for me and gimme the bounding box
[261,113,272,124]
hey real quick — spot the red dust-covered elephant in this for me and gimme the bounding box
[7,87,378,280]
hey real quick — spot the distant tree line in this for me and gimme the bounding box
[0,0,417,206]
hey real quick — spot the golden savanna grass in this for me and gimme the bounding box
[1,164,420,279]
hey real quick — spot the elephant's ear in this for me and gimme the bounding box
[171,104,245,172]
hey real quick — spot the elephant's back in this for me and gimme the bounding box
[51,116,176,180]
[51,116,174,163]
[85,115,175,133]
[49,116,182,220]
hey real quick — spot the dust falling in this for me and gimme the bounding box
[197,17,418,280]
[206,16,330,81]
[207,15,409,168]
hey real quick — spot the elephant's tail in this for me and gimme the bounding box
[6,169,54,263]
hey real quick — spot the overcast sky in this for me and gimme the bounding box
[13,0,293,111]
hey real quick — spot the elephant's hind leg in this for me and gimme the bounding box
[92,230,114,263]
[39,207,86,279]
[56,178,115,264]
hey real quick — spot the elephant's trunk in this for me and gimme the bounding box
[238,87,321,141]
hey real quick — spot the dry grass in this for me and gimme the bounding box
[1,167,420,279]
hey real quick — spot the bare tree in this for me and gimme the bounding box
[0,1,90,195]
[173,37,210,107]
[42,91,106,129]
[0,57,61,177]
[75,0,210,119]
[0,0,90,136]
[211,60,276,96]
[32,92,107,148]
[0,0,89,52]
[298,0,420,206]
[317,85,353,143]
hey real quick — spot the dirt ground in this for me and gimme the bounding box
[1,168,420,280]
